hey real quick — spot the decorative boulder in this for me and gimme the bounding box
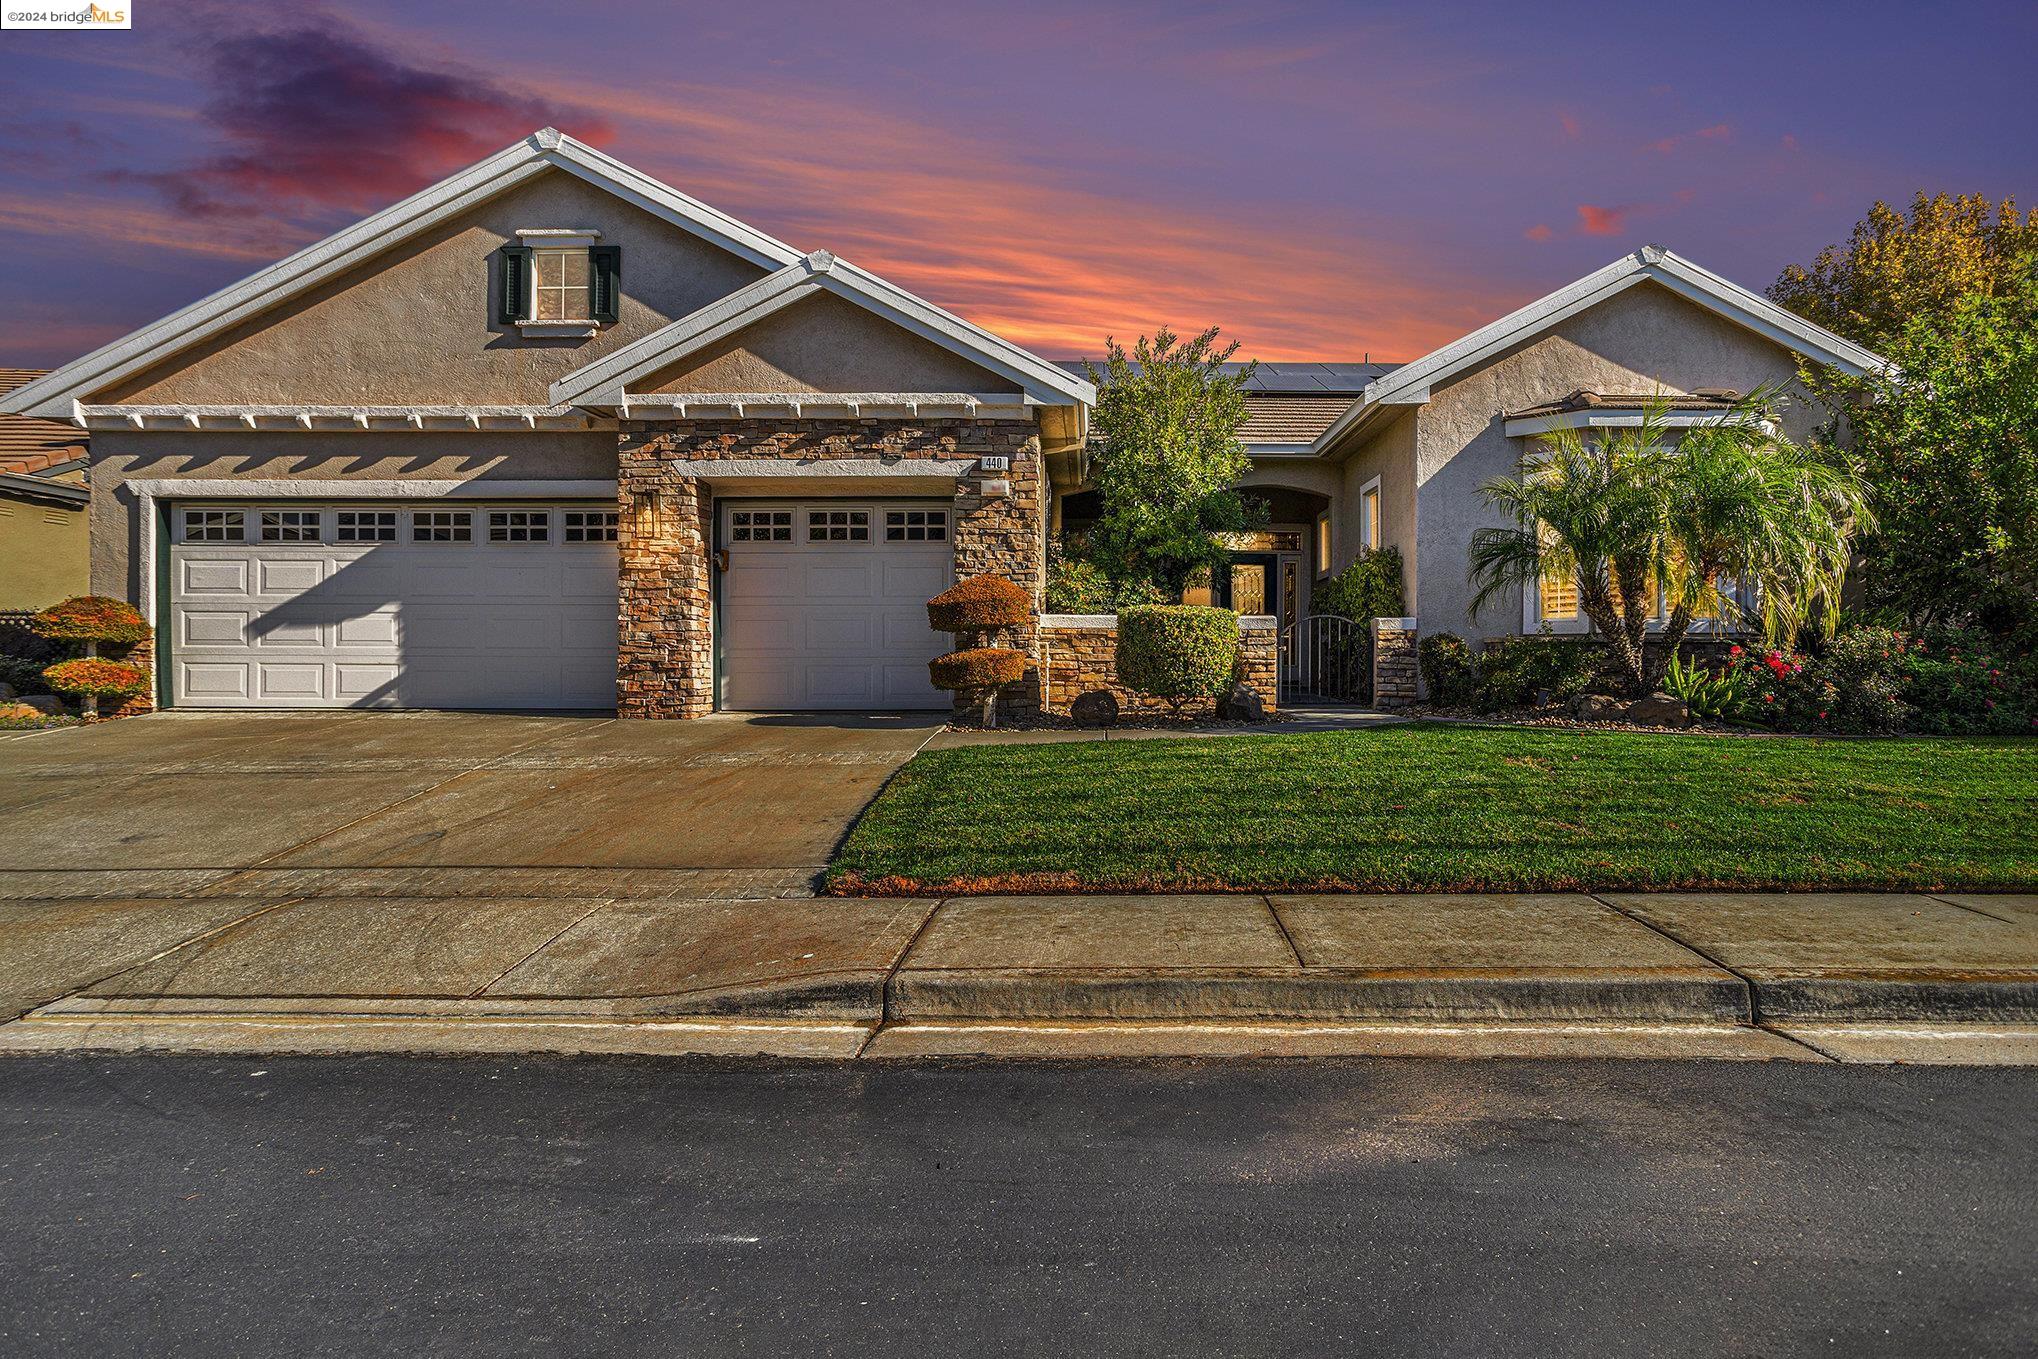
[1568,693,1625,722]
[0,681,14,701]
[1216,681,1267,723]
[13,694,66,716]
[1069,690,1119,727]
[927,576,1032,634]
[1625,692,1692,728]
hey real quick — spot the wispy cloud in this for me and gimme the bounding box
[1576,203,1633,236]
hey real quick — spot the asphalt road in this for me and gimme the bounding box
[2,1056,2034,1358]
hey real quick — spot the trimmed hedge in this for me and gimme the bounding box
[928,576,1031,633]
[929,647,1028,691]
[42,658,149,698]
[30,596,149,645]
[1417,633,1478,706]
[1115,605,1239,705]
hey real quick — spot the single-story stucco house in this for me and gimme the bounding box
[0,129,1883,716]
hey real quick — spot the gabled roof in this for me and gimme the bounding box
[551,250,1095,409]
[0,369,87,470]
[1314,246,1889,455]
[0,129,805,422]
[1055,360,1394,394]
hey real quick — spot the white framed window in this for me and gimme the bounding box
[335,510,397,543]
[182,509,244,542]
[533,247,591,323]
[413,511,473,542]
[488,510,549,543]
[1315,511,1332,577]
[729,509,793,543]
[259,509,321,543]
[884,509,947,542]
[1358,476,1382,553]
[808,509,870,542]
[563,510,618,543]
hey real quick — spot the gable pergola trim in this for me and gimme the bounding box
[0,129,804,422]
[1314,246,1888,456]
[550,250,1096,410]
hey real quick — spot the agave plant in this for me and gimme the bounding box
[1662,649,1746,721]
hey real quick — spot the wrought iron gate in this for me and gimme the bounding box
[1280,614,1372,704]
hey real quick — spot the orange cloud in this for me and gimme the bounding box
[1576,203,1630,236]
[1524,223,1554,242]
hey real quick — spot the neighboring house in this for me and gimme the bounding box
[0,129,1883,715]
[0,369,90,611]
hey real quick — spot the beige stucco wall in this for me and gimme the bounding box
[86,429,617,601]
[0,492,89,609]
[643,291,1020,395]
[103,170,770,406]
[1334,408,1417,599]
[1412,281,1820,641]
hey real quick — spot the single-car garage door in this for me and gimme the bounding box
[169,502,619,709]
[718,501,954,711]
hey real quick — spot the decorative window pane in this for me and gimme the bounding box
[730,509,793,543]
[335,510,397,543]
[1360,487,1381,552]
[1315,512,1332,576]
[563,510,618,543]
[883,509,948,542]
[808,509,870,542]
[488,510,549,543]
[183,509,244,542]
[534,248,590,322]
[413,511,473,542]
[260,510,321,543]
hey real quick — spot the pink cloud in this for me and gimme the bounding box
[1524,223,1554,242]
[1645,136,1681,155]
[1695,123,1733,140]
[1576,203,1631,236]
[1559,113,1581,138]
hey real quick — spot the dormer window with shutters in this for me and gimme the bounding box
[498,229,620,337]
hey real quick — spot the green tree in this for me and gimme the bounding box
[1824,279,2038,635]
[1082,327,1262,597]
[1467,396,1868,695]
[1769,192,2038,348]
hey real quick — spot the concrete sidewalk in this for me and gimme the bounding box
[4,886,2037,1063]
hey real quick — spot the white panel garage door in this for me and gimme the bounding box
[169,502,618,709]
[718,501,954,711]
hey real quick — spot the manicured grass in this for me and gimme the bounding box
[826,725,2038,894]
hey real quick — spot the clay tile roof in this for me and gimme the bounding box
[0,369,88,475]
[1238,393,1357,444]
[1505,387,1744,419]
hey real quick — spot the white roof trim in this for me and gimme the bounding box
[1,129,804,422]
[1502,409,1778,437]
[616,391,1032,421]
[1314,246,1888,455]
[551,250,1095,409]
[672,457,977,481]
[128,478,616,500]
[78,404,608,432]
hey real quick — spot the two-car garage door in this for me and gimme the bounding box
[169,502,619,709]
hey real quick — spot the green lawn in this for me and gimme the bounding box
[826,725,2038,894]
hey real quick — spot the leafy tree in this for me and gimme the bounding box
[1082,328,1263,597]
[1822,279,2038,636]
[1769,192,2038,348]
[1468,396,1868,695]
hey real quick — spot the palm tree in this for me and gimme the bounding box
[1467,390,1869,695]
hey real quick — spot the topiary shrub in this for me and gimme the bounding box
[42,658,148,704]
[1417,632,1477,707]
[927,575,1031,633]
[30,596,149,645]
[929,648,1029,691]
[1116,605,1239,715]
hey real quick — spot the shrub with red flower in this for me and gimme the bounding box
[29,596,150,645]
[41,658,149,700]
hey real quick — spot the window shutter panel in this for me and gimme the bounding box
[498,246,532,324]
[590,246,621,323]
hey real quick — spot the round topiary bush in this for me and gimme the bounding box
[30,596,150,646]
[1115,605,1239,712]
[927,575,1031,633]
[928,647,1029,692]
[42,658,149,701]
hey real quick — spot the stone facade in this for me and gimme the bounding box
[1372,617,1419,708]
[615,415,1043,718]
[1039,615,1278,718]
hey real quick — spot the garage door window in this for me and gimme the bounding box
[260,511,320,543]
[563,510,618,543]
[414,511,472,542]
[182,509,244,542]
[489,510,550,543]
[884,509,947,542]
[336,510,397,542]
[729,509,792,543]
[808,509,869,542]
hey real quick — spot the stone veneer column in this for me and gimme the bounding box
[950,431,1045,721]
[1371,616,1419,709]
[617,426,713,718]
[1238,617,1279,712]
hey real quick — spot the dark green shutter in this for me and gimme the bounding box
[498,246,532,324]
[590,246,621,323]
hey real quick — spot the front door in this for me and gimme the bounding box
[1215,552,1278,617]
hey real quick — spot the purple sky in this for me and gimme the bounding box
[1,0,2032,368]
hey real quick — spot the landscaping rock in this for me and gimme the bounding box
[1,701,53,721]
[0,681,14,700]
[1069,690,1120,727]
[1568,693,1625,722]
[1217,682,1268,723]
[12,694,66,717]
[1625,692,1692,728]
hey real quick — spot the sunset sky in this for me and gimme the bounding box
[0,0,2032,369]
